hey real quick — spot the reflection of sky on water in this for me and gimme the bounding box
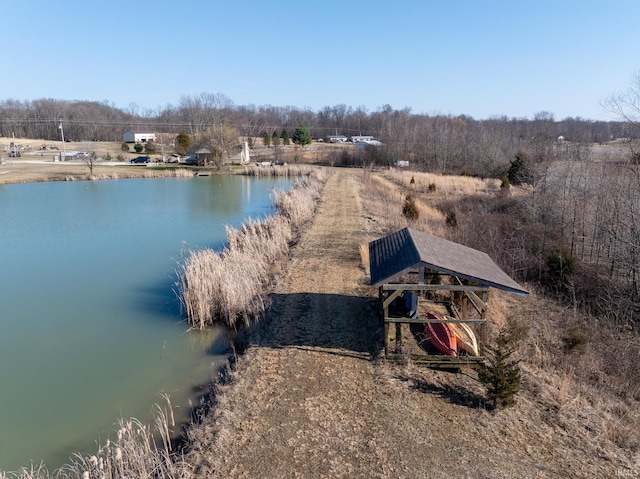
[0,175,289,471]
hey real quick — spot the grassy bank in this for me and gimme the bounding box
[356,168,640,468]
[176,168,328,330]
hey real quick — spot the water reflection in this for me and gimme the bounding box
[0,175,289,471]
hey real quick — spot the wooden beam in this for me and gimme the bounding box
[467,290,487,314]
[382,289,403,310]
[385,353,485,367]
[452,276,488,314]
[384,317,487,324]
[382,284,489,292]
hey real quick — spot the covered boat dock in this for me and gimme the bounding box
[369,227,528,367]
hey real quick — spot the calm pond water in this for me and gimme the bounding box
[0,175,289,471]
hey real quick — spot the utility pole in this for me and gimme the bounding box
[160,132,165,162]
[59,120,66,161]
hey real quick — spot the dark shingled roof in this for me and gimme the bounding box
[369,227,528,295]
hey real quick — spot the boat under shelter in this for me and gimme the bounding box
[369,227,528,367]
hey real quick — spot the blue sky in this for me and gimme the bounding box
[2,0,638,120]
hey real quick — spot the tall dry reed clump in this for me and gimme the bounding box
[176,168,328,330]
[241,165,316,177]
[0,398,189,479]
[177,216,292,330]
[273,173,325,229]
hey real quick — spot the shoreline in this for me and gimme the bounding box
[0,165,330,476]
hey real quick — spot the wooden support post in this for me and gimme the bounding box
[384,322,389,356]
[480,290,488,355]
[380,287,389,356]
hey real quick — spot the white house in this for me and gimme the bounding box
[348,135,375,143]
[123,131,156,143]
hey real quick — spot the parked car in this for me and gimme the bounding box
[130,156,150,164]
[9,150,20,157]
[74,152,89,158]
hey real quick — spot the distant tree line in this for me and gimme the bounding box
[0,93,634,172]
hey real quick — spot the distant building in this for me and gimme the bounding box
[194,148,212,165]
[348,135,375,143]
[355,139,384,150]
[123,131,156,143]
[327,135,348,143]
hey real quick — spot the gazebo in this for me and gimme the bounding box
[194,148,212,165]
[369,227,528,367]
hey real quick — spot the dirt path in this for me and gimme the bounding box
[186,169,616,478]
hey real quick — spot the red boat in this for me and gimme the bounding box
[424,312,457,356]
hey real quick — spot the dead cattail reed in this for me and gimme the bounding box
[241,164,316,177]
[0,398,188,479]
[56,397,188,479]
[176,169,328,329]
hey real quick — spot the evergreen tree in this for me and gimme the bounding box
[272,130,280,147]
[281,129,290,145]
[175,131,192,156]
[507,150,533,185]
[292,125,312,146]
[478,331,522,410]
[402,194,419,221]
[121,142,129,153]
[134,143,144,153]
[262,131,271,148]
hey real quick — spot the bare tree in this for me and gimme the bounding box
[178,92,234,135]
[83,151,101,176]
[602,72,640,126]
[194,124,239,168]
[602,72,640,161]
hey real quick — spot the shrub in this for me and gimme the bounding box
[144,141,157,154]
[410,175,415,185]
[503,315,530,346]
[428,182,436,193]
[402,194,419,221]
[479,330,522,410]
[500,176,510,189]
[446,211,458,228]
[134,143,144,153]
[544,245,576,295]
[561,323,589,352]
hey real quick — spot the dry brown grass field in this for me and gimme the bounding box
[3,159,639,477]
[184,169,638,478]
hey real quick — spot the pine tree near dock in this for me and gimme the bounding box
[478,331,522,410]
